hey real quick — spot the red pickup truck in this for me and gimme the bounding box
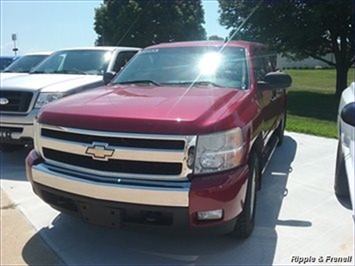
[26,41,291,238]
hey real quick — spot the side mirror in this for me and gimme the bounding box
[341,102,355,127]
[103,71,116,85]
[258,72,292,90]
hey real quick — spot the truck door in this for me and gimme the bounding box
[253,48,283,145]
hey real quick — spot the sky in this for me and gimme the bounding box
[0,0,230,56]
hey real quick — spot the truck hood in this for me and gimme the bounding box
[39,85,248,135]
[0,74,103,92]
[0,72,28,81]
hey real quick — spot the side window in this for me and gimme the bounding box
[112,51,138,73]
[253,49,266,81]
[253,49,274,81]
[263,49,275,72]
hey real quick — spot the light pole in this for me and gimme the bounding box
[12,33,18,55]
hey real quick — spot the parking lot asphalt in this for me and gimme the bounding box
[0,132,354,265]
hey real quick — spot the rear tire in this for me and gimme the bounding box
[334,139,349,197]
[0,143,24,153]
[233,153,259,238]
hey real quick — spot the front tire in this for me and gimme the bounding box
[233,153,259,238]
[334,139,349,197]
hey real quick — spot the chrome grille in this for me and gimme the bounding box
[37,124,196,181]
[0,91,34,113]
[43,148,182,175]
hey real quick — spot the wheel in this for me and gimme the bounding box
[277,112,286,147]
[233,152,259,238]
[334,139,349,197]
[0,143,24,152]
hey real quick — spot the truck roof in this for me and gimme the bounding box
[147,40,266,50]
[20,51,53,56]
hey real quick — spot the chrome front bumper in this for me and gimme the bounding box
[31,163,190,207]
[0,109,38,141]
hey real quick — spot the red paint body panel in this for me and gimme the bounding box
[189,165,249,226]
[39,85,251,135]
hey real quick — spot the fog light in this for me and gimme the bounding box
[197,209,223,221]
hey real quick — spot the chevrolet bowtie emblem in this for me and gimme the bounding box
[85,143,114,161]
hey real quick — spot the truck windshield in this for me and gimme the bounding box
[31,50,112,75]
[113,47,248,89]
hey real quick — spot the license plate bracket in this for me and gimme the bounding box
[77,202,122,228]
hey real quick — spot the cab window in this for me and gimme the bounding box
[112,51,138,72]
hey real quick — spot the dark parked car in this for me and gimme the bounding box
[0,56,18,70]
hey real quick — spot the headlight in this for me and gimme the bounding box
[194,128,244,174]
[35,92,65,108]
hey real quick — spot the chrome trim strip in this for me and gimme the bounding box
[32,163,190,207]
[40,124,193,141]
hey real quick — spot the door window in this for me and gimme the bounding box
[253,48,274,81]
[112,51,138,72]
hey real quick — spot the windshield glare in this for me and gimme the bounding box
[32,50,112,75]
[4,55,48,73]
[113,47,248,89]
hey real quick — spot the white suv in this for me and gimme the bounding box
[335,82,354,214]
[0,47,140,151]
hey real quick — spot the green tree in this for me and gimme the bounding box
[218,0,354,95]
[94,0,206,48]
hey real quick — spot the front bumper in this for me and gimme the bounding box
[30,162,190,207]
[0,109,38,144]
[26,150,249,232]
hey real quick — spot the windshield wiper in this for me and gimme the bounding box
[117,80,161,86]
[54,69,88,75]
[163,81,223,88]
[29,70,47,74]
